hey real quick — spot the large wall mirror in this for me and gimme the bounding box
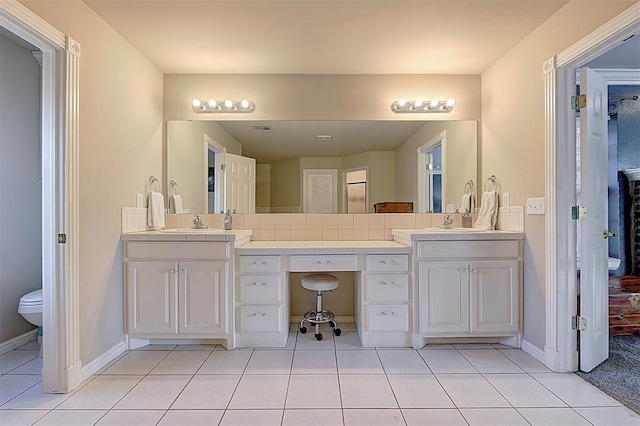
[166,120,477,214]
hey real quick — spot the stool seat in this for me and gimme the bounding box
[301,273,339,292]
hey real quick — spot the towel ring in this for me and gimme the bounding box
[148,176,161,193]
[169,180,180,196]
[484,175,501,192]
[464,180,474,195]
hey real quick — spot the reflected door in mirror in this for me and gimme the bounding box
[303,169,337,213]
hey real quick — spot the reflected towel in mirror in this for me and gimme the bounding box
[170,194,184,214]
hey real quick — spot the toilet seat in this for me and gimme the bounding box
[19,289,43,314]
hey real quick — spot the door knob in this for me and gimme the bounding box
[603,229,617,239]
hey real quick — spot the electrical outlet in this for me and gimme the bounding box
[136,193,144,208]
[526,197,545,215]
[502,192,510,207]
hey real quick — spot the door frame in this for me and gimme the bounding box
[0,1,80,391]
[203,133,226,213]
[417,131,446,213]
[544,3,640,372]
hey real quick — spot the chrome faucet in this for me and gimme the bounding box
[438,214,455,229]
[192,215,208,229]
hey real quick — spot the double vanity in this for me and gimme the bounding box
[122,228,523,350]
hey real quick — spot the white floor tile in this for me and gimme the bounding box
[452,343,495,350]
[339,322,357,332]
[484,374,566,408]
[33,409,107,425]
[339,375,397,408]
[244,350,293,374]
[296,330,336,350]
[498,349,551,373]
[343,408,405,425]
[17,340,40,351]
[58,375,142,410]
[458,349,524,373]
[285,332,297,350]
[171,374,240,409]
[531,373,622,407]
[337,350,384,374]
[2,383,71,410]
[149,350,209,374]
[574,406,640,425]
[377,349,430,374]
[134,344,177,351]
[0,375,41,405]
[459,408,530,425]
[402,408,468,425]
[419,349,476,373]
[102,350,169,375]
[173,344,218,351]
[282,409,343,425]
[158,409,224,425]
[7,357,42,375]
[291,350,337,375]
[334,332,363,350]
[228,374,289,409]
[387,374,454,408]
[95,409,165,425]
[517,407,592,425]
[113,375,190,409]
[286,375,341,409]
[435,374,510,408]
[220,409,283,425]
[197,350,252,374]
[0,351,38,374]
[421,344,456,350]
[0,409,49,425]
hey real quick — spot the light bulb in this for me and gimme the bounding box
[397,98,407,107]
[446,98,455,107]
[224,99,234,108]
[192,99,202,108]
[430,98,439,108]
[414,98,424,108]
[208,99,217,108]
[240,99,250,109]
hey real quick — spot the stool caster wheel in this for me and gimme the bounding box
[315,333,323,341]
[328,320,336,328]
[300,326,307,334]
[334,328,341,336]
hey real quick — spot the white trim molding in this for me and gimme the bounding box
[544,2,640,373]
[0,330,38,356]
[0,0,80,392]
[81,340,126,381]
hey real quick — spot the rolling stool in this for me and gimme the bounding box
[299,273,342,340]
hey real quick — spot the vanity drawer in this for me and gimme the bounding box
[126,242,229,260]
[366,304,410,332]
[365,274,409,302]
[288,255,358,272]
[237,305,283,333]
[238,256,282,273]
[365,255,409,272]
[237,275,283,304]
[417,241,520,260]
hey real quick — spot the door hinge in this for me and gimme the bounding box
[572,315,587,331]
[571,205,586,220]
[571,94,587,111]
[58,233,67,244]
[220,163,226,171]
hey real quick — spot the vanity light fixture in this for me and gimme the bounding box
[192,98,255,113]
[391,97,455,113]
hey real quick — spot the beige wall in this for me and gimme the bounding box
[481,0,637,350]
[271,157,301,211]
[19,0,164,365]
[256,164,271,212]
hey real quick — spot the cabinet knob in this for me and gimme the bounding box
[462,267,469,273]
[179,269,185,274]
[471,268,479,273]
[170,269,176,274]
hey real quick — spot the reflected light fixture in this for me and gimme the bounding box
[391,97,455,113]
[192,98,255,113]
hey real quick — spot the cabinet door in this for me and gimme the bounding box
[419,261,469,333]
[178,261,227,335]
[127,261,177,335]
[469,260,520,333]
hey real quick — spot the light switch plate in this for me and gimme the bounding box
[527,197,545,215]
[136,193,144,208]
[502,192,510,207]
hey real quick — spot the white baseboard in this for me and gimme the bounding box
[522,339,546,364]
[81,340,127,382]
[0,329,38,356]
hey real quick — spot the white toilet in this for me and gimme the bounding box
[18,289,43,327]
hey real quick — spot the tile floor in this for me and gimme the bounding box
[1,325,639,425]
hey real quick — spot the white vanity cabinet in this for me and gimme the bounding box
[360,254,411,347]
[414,240,522,347]
[235,255,288,347]
[124,242,230,342]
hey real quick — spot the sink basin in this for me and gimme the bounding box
[423,227,486,233]
[159,228,224,233]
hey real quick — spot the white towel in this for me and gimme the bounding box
[170,194,184,214]
[460,193,474,213]
[474,190,498,230]
[147,191,165,230]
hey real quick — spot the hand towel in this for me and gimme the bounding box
[170,194,184,214]
[147,191,165,230]
[460,193,472,212]
[474,190,498,230]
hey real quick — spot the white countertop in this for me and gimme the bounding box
[236,240,411,255]
[121,229,253,246]
[392,228,525,242]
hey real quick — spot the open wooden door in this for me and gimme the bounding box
[579,67,610,372]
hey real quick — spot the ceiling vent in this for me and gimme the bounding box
[252,124,272,131]
[316,135,332,142]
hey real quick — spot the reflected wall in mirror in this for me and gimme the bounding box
[167,120,477,214]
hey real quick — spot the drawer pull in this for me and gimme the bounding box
[380,311,396,316]
[379,281,396,286]
[316,260,331,264]
[249,282,268,287]
[251,312,267,317]
[252,261,269,265]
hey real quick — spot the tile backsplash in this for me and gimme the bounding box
[122,207,524,240]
